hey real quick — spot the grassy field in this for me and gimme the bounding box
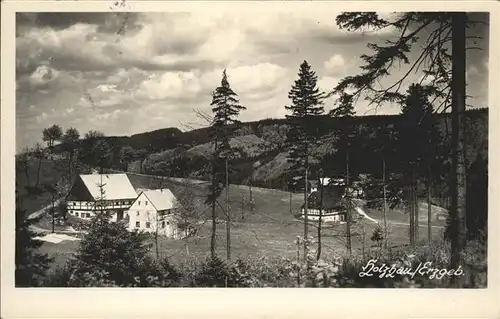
[38,172,446,272]
[16,158,69,215]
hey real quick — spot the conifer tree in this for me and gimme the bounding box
[207,69,246,260]
[285,60,325,259]
[15,192,53,287]
[397,83,439,245]
[331,12,483,281]
[329,93,357,255]
[67,181,153,287]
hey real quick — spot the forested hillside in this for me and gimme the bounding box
[111,108,487,190]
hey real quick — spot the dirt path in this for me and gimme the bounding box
[27,198,63,234]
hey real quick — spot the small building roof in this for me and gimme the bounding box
[302,186,346,210]
[79,173,138,201]
[141,189,179,211]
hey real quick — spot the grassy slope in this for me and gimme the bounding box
[40,172,445,271]
[16,158,68,215]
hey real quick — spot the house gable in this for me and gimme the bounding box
[66,175,95,201]
[129,192,156,212]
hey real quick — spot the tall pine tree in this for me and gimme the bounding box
[397,83,438,245]
[331,12,484,285]
[285,61,325,259]
[207,69,246,260]
[329,92,357,255]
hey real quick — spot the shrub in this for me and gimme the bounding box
[194,255,235,287]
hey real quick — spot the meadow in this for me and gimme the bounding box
[36,170,445,273]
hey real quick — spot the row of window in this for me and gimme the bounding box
[134,220,170,228]
[72,211,92,218]
[68,200,133,207]
[134,209,171,216]
[137,201,148,206]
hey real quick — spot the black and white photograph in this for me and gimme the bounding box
[7,4,493,294]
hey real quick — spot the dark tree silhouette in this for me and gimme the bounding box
[80,131,112,173]
[285,60,325,259]
[329,93,357,255]
[331,12,484,284]
[42,124,63,148]
[119,145,136,172]
[397,83,438,244]
[15,194,53,287]
[61,127,80,182]
[207,69,246,260]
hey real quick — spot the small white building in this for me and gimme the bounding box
[66,173,138,221]
[300,186,347,223]
[127,189,181,239]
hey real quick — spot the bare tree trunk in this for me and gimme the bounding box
[413,169,419,243]
[346,151,352,256]
[303,158,309,260]
[361,223,366,260]
[155,215,159,259]
[290,191,293,215]
[68,150,73,183]
[383,157,388,248]
[409,182,414,246]
[427,182,432,243]
[35,153,43,188]
[317,179,324,261]
[296,237,301,287]
[210,157,217,259]
[51,192,55,233]
[450,13,467,285]
[241,194,245,220]
[225,158,231,261]
[249,177,253,204]
[23,163,31,186]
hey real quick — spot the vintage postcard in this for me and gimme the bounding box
[1,1,499,318]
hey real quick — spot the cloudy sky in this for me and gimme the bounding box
[16,12,489,152]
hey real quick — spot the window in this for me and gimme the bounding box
[135,221,140,228]
[161,221,166,228]
[87,213,91,218]
[69,210,73,214]
[75,212,79,217]
[145,201,148,206]
[136,211,140,216]
[138,201,141,205]
[146,222,151,228]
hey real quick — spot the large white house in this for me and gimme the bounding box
[127,189,181,238]
[65,173,139,221]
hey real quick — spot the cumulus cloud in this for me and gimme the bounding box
[324,54,345,74]
[29,65,59,87]
[15,11,490,151]
[136,71,202,100]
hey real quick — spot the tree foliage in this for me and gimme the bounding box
[15,201,53,287]
[120,145,136,172]
[80,131,112,171]
[42,124,63,148]
[64,206,176,287]
[207,69,246,258]
[331,12,484,282]
[285,60,325,174]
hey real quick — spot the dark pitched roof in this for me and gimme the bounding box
[302,186,346,210]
